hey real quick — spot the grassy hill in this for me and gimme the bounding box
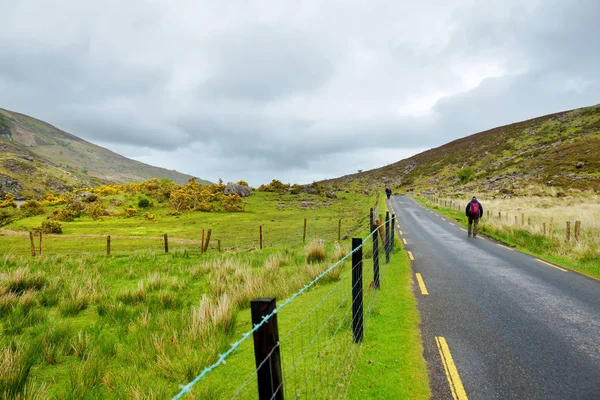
[324,104,600,196]
[0,108,203,198]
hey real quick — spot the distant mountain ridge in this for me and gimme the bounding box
[324,104,600,195]
[0,108,205,198]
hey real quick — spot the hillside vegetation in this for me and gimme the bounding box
[325,104,600,196]
[0,108,199,198]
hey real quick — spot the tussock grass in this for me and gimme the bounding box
[59,286,90,317]
[305,240,326,264]
[116,282,147,305]
[0,268,46,296]
[0,344,46,400]
[69,332,92,361]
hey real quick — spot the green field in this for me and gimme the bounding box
[1,191,430,399]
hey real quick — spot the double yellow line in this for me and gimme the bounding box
[436,336,468,400]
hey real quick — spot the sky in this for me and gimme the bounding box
[1,0,598,186]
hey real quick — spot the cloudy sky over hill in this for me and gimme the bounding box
[1,0,598,185]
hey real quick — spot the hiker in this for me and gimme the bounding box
[385,187,392,199]
[465,196,483,237]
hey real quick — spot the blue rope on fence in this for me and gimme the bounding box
[172,224,383,399]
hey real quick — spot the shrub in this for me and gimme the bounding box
[41,220,62,234]
[237,180,249,187]
[49,209,77,222]
[123,207,138,218]
[220,194,244,212]
[457,167,475,183]
[142,212,156,220]
[86,203,104,220]
[0,193,17,208]
[20,200,45,217]
[138,198,150,208]
[0,207,18,227]
[65,201,85,217]
[258,179,290,193]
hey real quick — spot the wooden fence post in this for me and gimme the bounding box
[303,218,307,243]
[566,221,571,242]
[549,218,554,239]
[352,238,364,343]
[250,298,283,400]
[543,222,547,236]
[218,239,221,252]
[107,236,111,256]
[203,229,212,252]
[385,212,390,264]
[515,216,518,225]
[39,232,43,256]
[338,219,342,241]
[498,212,501,220]
[574,221,581,242]
[201,229,205,253]
[29,232,36,256]
[528,218,531,226]
[164,233,169,253]
[260,225,263,249]
[521,213,525,226]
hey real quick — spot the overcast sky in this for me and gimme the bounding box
[1,0,598,186]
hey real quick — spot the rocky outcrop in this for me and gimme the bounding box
[0,174,23,195]
[224,182,252,197]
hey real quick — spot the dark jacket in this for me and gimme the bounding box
[385,188,392,196]
[465,200,483,218]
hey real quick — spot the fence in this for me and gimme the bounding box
[172,214,397,399]
[0,217,351,257]
[426,196,591,243]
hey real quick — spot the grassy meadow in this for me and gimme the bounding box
[1,187,429,399]
[416,192,600,279]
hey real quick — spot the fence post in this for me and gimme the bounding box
[29,232,36,256]
[385,212,390,264]
[338,219,341,241]
[250,298,283,400]
[515,216,518,225]
[487,210,490,219]
[498,212,501,220]
[39,232,43,256]
[303,218,307,243]
[373,226,380,290]
[107,236,111,256]
[543,222,547,236]
[164,233,169,253]
[201,229,205,253]
[575,221,581,242]
[566,221,571,242]
[528,217,531,226]
[352,238,364,343]
[521,213,525,226]
[218,239,221,252]
[260,225,263,249]
[203,229,212,252]
[391,214,396,250]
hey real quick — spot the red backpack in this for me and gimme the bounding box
[469,201,480,217]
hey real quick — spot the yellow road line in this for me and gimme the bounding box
[441,218,446,221]
[497,244,514,251]
[449,223,455,226]
[435,336,468,400]
[460,228,467,232]
[402,238,408,245]
[416,273,428,295]
[399,230,403,235]
[536,258,568,272]
[407,250,414,260]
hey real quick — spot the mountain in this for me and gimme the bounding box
[324,104,600,196]
[0,108,205,198]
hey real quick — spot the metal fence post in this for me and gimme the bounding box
[385,212,390,264]
[251,298,284,400]
[391,214,396,250]
[373,226,380,290]
[352,238,364,343]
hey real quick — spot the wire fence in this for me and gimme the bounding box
[0,217,356,257]
[173,214,396,399]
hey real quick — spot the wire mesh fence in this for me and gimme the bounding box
[173,216,395,399]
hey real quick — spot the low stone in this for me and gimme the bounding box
[576,162,583,169]
[224,182,252,197]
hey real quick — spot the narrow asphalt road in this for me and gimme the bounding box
[389,196,600,400]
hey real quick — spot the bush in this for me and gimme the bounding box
[237,180,249,187]
[41,221,62,234]
[20,200,45,217]
[49,209,77,222]
[457,167,475,183]
[220,195,244,212]
[0,193,17,208]
[123,208,138,218]
[86,203,104,220]
[0,207,18,227]
[138,198,150,208]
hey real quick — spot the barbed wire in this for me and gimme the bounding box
[172,223,384,399]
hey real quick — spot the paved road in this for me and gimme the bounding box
[390,196,600,400]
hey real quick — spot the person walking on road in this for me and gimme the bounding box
[385,187,392,199]
[465,196,483,237]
